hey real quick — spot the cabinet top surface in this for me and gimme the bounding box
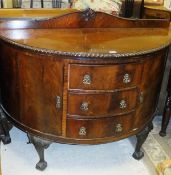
[1,28,170,57]
[0,10,171,57]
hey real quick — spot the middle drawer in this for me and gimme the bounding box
[68,88,138,117]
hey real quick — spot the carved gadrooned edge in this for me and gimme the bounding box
[0,36,170,59]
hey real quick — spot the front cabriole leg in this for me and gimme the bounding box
[27,134,52,171]
[132,121,153,160]
[0,106,12,144]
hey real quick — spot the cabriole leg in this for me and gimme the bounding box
[132,121,153,160]
[0,107,12,144]
[27,134,51,171]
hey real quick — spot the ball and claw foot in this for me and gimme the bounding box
[0,107,12,144]
[132,121,152,160]
[27,134,51,171]
[132,151,144,160]
[1,135,11,144]
[36,161,47,171]
[159,131,166,137]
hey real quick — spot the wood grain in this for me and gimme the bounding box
[0,10,169,144]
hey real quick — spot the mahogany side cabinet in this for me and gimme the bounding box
[0,9,170,170]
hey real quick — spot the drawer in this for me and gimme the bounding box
[68,64,142,90]
[66,114,135,139]
[68,89,138,117]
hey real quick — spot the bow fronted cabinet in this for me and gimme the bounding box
[0,9,170,170]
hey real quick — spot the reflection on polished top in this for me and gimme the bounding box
[0,28,171,55]
[0,9,170,57]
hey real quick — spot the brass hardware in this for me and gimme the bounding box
[139,92,143,104]
[83,74,91,85]
[56,96,61,109]
[79,127,87,136]
[120,100,127,109]
[123,73,131,84]
[115,124,123,133]
[80,102,89,111]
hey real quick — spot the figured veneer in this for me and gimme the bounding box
[66,114,135,139]
[68,64,143,90]
[68,89,138,117]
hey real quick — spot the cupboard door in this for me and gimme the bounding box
[2,51,64,136]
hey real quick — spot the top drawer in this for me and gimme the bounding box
[68,63,143,90]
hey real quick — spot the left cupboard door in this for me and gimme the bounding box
[0,45,64,137]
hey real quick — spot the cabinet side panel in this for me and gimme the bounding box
[0,43,20,119]
[135,50,168,127]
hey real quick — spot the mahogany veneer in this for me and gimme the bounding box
[0,9,170,170]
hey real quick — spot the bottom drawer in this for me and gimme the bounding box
[66,114,135,139]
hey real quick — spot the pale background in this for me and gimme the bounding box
[1,127,152,175]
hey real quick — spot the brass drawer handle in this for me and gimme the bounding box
[56,96,61,109]
[83,74,91,85]
[139,91,143,104]
[123,73,131,84]
[120,100,127,109]
[80,102,89,111]
[79,127,87,136]
[115,123,123,133]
